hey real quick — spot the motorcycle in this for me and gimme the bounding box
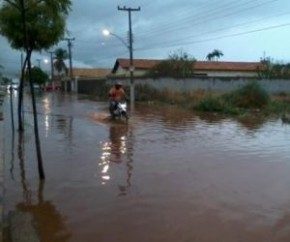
[110,101,129,121]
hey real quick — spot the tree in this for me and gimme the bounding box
[206,49,224,61]
[0,0,72,180]
[206,53,214,61]
[26,66,49,87]
[258,56,290,79]
[149,49,196,78]
[54,48,68,77]
[1,76,11,85]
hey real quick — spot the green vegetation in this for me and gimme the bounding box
[54,48,69,76]
[221,81,270,109]
[26,66,49,87]
[146,49,196,78]
[0,0,72,180]
[135,81,290,116]
[206,49,224,61]
[258,57,290,79]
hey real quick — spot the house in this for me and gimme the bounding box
[71,68,111,79]
[111,58,262,78]
[55,68,111,92]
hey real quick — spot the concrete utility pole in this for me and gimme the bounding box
[48,51,55,89]
[36,58,41,68]
[118,5,141,110]
[64,37,75,92]
[21,52,24,71]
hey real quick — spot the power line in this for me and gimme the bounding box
[135,22,290,52]
[136,11,290,50]
[138,0,280,39]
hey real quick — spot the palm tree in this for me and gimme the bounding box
[54,48,68,77]
[206,53,214,61]
[206,49,224,61]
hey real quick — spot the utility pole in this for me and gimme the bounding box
[21,52,24,71]
[48,51,55,89]
[118,6,141,110]
[36,58,41,68]
[63,37,75,92]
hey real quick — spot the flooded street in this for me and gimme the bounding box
[2,92,290,242]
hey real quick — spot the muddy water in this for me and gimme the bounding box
[3,92,290,242]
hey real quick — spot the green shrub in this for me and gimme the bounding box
[195,95,223,112]
[223,81,270,109]
[194,95,240,115]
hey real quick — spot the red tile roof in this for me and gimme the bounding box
[72,68,111,78]
[195,61,262,71]
[113,58,262,72]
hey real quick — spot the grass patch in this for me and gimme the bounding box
[194,95,241,115]
[222,81,270,109]
[123,82,290,116]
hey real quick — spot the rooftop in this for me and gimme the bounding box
[112,58,262,73]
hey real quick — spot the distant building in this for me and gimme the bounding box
[57,67,111,92]
[111,58,262,78]
[72,68,111,79]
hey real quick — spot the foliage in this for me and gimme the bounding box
[1,76,12,85]
[0,0,71,51]
[26,66,48,86]
[54,48,68,75]
[206,49,224,61]
[194,82,270,114]
[0,0,72,179]
[257,57,290,79]
[134,82,276,116]
[194,95,240,115]
[223,81,270,109]
[147,49,196,78]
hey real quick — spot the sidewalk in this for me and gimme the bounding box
[0,95,40,242]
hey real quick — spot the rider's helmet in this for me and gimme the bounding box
[115,81,122,89]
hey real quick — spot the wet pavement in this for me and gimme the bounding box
[1,91,290,242]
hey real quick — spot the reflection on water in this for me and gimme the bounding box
[6,127,71,242]
[99,124,134,196]
[17,181,71,242]
[3,93,290,242]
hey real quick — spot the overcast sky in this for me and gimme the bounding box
[1,0,290,77]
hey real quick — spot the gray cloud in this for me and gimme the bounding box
[1,0,290,77]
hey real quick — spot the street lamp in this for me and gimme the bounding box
[102,29,135,110]
[102,30,129,49]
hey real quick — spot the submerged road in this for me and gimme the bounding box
[1,91,290,242]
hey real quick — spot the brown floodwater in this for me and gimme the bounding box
[2,92,290,242]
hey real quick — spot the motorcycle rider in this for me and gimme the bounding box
[108,81,128,118]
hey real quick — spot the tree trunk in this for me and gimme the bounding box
[19,0,45,180]
[27,49,45,180]
[10,82,15,132]
[18,55,28,132]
